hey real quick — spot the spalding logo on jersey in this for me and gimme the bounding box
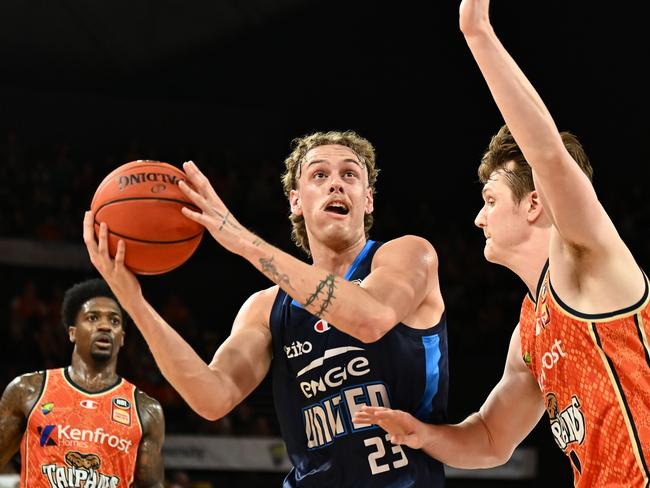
[314,319,331,333]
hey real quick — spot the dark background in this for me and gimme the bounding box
[1,1,648,486]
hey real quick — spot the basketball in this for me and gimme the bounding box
[90,160,204,275]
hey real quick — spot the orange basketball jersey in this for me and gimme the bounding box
[20,368,143,487]
[520,261,650,487]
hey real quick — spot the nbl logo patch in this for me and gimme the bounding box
[111,397,132,426]
[38,425,57,447]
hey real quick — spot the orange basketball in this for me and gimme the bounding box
[91,160,204,275]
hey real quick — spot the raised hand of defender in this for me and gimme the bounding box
[83,210,142,311]
[459,0,491,36]
[353,406,427,449]
[178,161,253,256]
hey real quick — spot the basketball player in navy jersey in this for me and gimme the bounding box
[84,130,449,486]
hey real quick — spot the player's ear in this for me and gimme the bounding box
[365,187,374,215]
[289,189,302,216]
[68,326,76,344]
[526,190,543,223]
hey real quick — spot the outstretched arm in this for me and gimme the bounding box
[133,392,165,487]
[178,161,440,343]
[459,0,621,251]
[83,213,273,421]
[353,325,544,468]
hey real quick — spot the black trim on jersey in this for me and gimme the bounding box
[549,270,648,320]
[592,324,650,481]
[569,450,582,475]
[134,388,144,430]
[63,366,123,394]
[25,370,48,419]
[634,315,650,369]
[527,259,550,305]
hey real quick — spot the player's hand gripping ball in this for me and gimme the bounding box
[90,160,204,274]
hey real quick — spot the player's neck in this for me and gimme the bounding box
[506,234,550,297]
[309,236,368,276]
[68,355,119,391]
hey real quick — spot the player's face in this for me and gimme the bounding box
[69,297,125,362]
[474,169,531,266]
[290,144,373,248]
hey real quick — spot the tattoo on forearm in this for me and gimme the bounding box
[303,274,337,318]
[252,236,263,247]
[218,210,231,231]
[260,256,292,288]
[211,209,240,231]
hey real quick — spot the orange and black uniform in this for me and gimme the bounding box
[520,260,650,487]
[20,368,143,487]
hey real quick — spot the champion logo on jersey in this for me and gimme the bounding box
[314,319,331,333]
[37,425,57,447]
[41,402,54,415]
[80,399,98,410]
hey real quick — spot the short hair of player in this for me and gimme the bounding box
[478,124,593,204]
[61,278,128,331]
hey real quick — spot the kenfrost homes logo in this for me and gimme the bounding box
[38,425,57,447]
[49,424,133,453]
[537,339,566,389]
[297,346,370,399]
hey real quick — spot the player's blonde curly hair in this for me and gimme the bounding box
[281,130,379,255]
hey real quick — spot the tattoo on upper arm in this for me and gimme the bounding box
[259,256,292,288]
[303,274,337,318]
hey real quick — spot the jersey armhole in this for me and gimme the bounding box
[25,370,48,421]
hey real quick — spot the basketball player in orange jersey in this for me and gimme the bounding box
[353,0,650,486]
[83,130,450,486]
[0,278,165,487]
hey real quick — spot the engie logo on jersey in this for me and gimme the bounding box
[297,346,369,399]
[314,319,330,333]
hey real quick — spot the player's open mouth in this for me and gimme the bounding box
[325,202,349,215]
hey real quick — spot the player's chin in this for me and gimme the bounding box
[90,348,113,361]
[482,242,498,263]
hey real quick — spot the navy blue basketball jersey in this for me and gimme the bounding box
[270,240,448,487]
